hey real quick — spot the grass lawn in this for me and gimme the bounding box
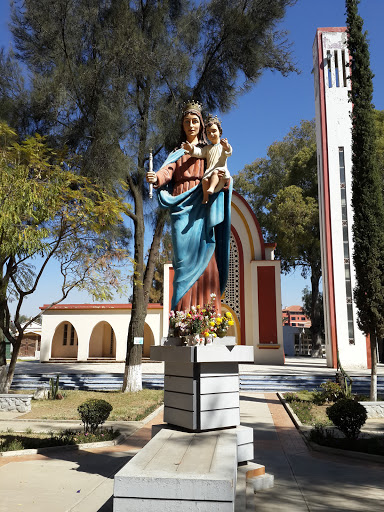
[19,389,164,421]
[284,391,333,426]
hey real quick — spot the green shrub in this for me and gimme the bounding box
[319,381,344,403]
[77,399,113,433]
[326,399,367,439]
[311,391,326,406]
[0,439,24,452]
[284,392,300,403]
[290,400,313,424]
[309,423,334,443]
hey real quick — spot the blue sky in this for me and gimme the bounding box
[1,0,384,316]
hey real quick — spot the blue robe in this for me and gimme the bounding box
[158,178,232,310]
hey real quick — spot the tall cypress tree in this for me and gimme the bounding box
[346,0,384,400]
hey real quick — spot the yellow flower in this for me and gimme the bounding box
[228,320,234,326]
[226,312,232,318]
[203,331,209,337]
[187,313,191,318]
[216,317,222,324]
[202,309,206,313]
[210,321,215,327]
[212,333,217,337]
[197,305,201,309]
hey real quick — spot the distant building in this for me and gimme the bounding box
[282,305,311,328]
[19,321,42,358]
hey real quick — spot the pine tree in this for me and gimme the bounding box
[346,0,384,400]
[9,0,298,391]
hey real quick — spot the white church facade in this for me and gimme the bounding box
[40,191,285,365]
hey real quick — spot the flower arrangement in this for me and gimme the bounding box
[168,293,234,343]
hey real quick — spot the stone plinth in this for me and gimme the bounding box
[152,424,254,465]
[114,428,238,512]
[150,345,253,431]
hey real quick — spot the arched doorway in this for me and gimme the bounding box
[89,321,116,359]
[143,322,155,358]
[51,321,78,358]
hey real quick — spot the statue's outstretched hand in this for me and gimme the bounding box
[220,138,230,152]
[181,141,193,154]
[146,171,158,184]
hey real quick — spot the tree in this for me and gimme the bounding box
[8,0,298,391]
[234,120,324,354]
[149,231,173,304]
[0,122,129,392]
[302,286,324,339]
[346,0,384,401]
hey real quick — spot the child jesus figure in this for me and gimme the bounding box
[182,115,232,204]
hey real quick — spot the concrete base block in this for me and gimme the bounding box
[114,428,238,511]
[151,424,254,465]
[249,473,274,492]
[236,462,272,511]
[237,443,254,464]
[114,497,234,512]
[164,406,240,431]
[151,345,254,363]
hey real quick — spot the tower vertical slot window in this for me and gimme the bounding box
[327,51,332,88]
[334,50,340,87]
[339,147,355,344]
[341,49,348,87]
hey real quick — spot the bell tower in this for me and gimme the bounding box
[313,28,370,369]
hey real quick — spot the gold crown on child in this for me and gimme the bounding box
[205,113,221,125]
[182,99,203,114]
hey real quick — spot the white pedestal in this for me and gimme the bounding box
[150,344,253,431]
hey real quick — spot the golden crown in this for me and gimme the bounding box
[205,113,221,125]
[182,99,203,114]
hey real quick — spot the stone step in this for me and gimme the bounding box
[10,373,384,392]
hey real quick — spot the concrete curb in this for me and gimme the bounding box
[277,392,384,463]
[307,439,384,463]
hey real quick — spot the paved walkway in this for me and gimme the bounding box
[1,394,384,511]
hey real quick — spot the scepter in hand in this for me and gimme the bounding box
[148,148,153,199]
[146,147,187,197]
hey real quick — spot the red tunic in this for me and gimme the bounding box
[156,153,222,313]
